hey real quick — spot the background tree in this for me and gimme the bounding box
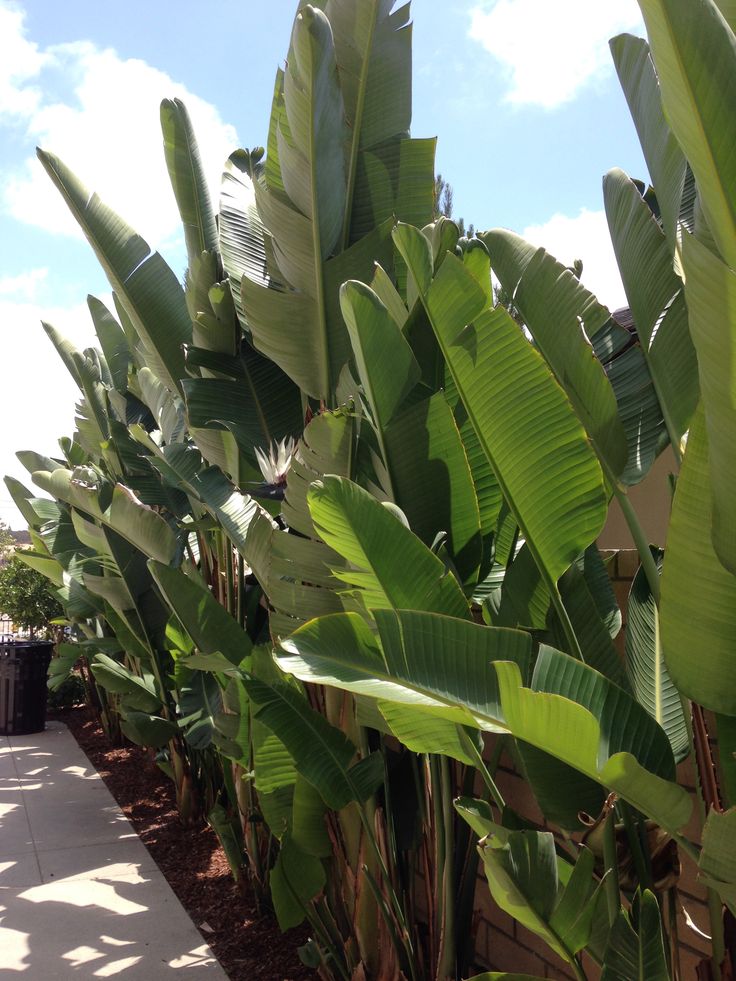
[0,555,63,638]
[0,520,14,557]
[434,172,475,237]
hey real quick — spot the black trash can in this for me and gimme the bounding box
[0,641,54,735]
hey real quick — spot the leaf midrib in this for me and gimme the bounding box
[340,1,380,252]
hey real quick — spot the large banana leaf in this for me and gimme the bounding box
[394,224,607,589]
[281,408,355,537]
[182,352,303,464]
[87,295,131,393]
[307,475,470,619]
[600,890,670,981]
[340,278,481,584]
[290,773,331,858]
[91,653,161,713]
[603,168,698,444]
[638,0,736,268]
[217,148,272,339]
[140,414,350,640]
[445,364,504,582]
[240,7,348,400]
[378,702,481,765]
[515,741,606,831]
[495,661,689,832]
[185,257,238,358]
[148,561,252,666]
[178,667,223,749]
[281,7,347,255]
[138,440,276,582]
[482,229,627,480]
[270,835,326,931]
[598,314,668,486]
[326,0,412,245]
[241,212,395,400]
[609,33,687,253]
[478,829,603,967]
[279,608,528,724]
[660,408,736,714]
[532,646,675,781]
[493,542,625,683]
[384,393,482,587]
[246,648,297,809]
[715,0,736,28]
[350,136,436,245]
[15,551,64,587]
[277,609,692,831]
[37,150,191,395]
[244,675,383,810]
[625,551,689,762]
[41,326,111,455]
[483,227,667,485]
[268,412,355,637]
[557,547,625,685]
[160,97,218,265]
[698,807,736,913]
[339,280,420,436]
[100,528,171,655]
[220,4,433,402]
[40,320,82,391]
[486,543,549,631]
[680,229,736,573]
[4,476,59,529]
[31,468,179,566]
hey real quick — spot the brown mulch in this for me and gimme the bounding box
[52,705,315,981]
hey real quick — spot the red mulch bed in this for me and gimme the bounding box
[52,705,315,981]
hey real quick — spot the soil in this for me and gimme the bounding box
[52,705,315,981]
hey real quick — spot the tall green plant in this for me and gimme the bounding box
[11,0,736,978]
[269,2,736,978]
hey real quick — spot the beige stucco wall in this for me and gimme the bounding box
[597,449,677,550]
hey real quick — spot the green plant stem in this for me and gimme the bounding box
[458,728,506,810]
[706,888,724,981]
[430,755,446,976]
[613,487,660,604]
[550,586,586,662]
[339,4,379,254]
[619,801,652,891]
[437,756,456,981]
[571,956,588,981]
[225,539,235,617]
[361,864,414,981]
[602,805,621,927]
[295,894,351,980]
[667,886,682,981]
[236,553,245,628]
[355,803,417,980]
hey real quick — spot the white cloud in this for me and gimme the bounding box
[0,296,100,527]
[522,208,626,310]
[0,2,47,118]
[0,3,240,529]
[0,5,238,250]
[0,267,47,300]
[468,0,643,108]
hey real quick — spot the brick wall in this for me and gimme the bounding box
[472,549,712,979]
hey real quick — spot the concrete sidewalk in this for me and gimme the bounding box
[0,721,229,978]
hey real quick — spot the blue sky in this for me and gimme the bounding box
[0,0,649,527]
